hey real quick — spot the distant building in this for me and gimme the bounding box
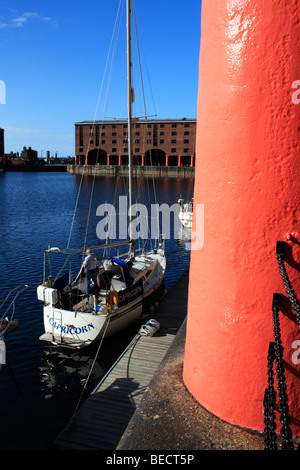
[4,151,22,166]
[75,118,196,167]
[21,146,38,162]
[0,128,4,165]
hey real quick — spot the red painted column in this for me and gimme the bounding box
[191,154,195,167]
[85,154,88,166]
[165,155,169,167]
[118,155,122,166]
[178,155,182,167]
[141,155,145,166]
[75,155,78,165]
[183,0,300,435]
[107,154,111,166]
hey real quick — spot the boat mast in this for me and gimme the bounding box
[127,0,134,257]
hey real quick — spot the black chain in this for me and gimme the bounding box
[263,342,277,450]
[272,293,294,450]
[276,241,300,327]
[263,242,300,449]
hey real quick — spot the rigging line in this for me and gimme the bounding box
[132,0,157,117]
[132,1,160,245]
[83,1,125,251]
[67,0,124,249]
[71,318,110,418]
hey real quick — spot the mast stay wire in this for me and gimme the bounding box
[67,0,125,251]
[83,0,125,253]
[131,0,161,253]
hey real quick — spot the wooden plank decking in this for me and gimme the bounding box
[54,270,189,450]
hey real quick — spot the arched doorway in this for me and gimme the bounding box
[88,148,107,165]
[144,149,166,166]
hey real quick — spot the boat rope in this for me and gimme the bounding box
[71,318,159,421]
[71,316,111,418]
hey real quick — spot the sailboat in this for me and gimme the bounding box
[37,0,166,349]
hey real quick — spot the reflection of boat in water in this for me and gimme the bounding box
[0,285,28,371]
[178,196,193,228]
[40,347,106,391]
[37,0,166,350]
[177,225,192,252]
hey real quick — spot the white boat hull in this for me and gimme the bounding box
[39,248,166,348]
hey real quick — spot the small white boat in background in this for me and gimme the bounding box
[178,197,193,228]
[0,285,28,370]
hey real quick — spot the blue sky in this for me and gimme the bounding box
[0,1,202,157]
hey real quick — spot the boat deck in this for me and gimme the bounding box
[54,270,189,450]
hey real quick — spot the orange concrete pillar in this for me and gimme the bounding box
[183,0,300,435]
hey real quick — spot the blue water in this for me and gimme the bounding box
[0,171,193,449]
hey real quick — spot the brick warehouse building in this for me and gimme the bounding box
[75,119,196,167]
